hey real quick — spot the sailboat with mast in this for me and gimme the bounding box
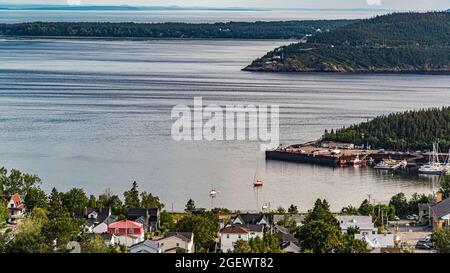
[419,143,447,175]
[253,160,264,188]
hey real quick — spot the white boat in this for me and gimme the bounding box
[419,144,446,175]
[374,159,406,170]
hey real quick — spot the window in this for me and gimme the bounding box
[176,243,180,247]
[238,235,241,239]
[114,228,119,234]
[128,228,134,234]
[226,234,230,239]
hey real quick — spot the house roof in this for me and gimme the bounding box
[10,193,21,205]
[233,214,272,225]
[128,208,159,216]
[108,220,143,229]
[355,234,395,248]
[163,232,193,243]
[87,214,117,227]
[128,239,160,251]
[281,241,301,252]
[220,225,250,234]
[431,198,450,219]
[243,224,264,233]
[336,215,374,231]
[277,232,298,243]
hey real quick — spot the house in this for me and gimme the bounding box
[107,220,144,247]
[128,239,162,253]
[430,195,450,230]
[273,225,300,253]
[336,215,375,235]
[158,232,195,253]
[218,224,264,253]
[79,207,117,233]
[281,241,301,253]
[231,214,272,229]
[321,141,354,150]
[5,193,25,220]
[355,234,397,249]
[127,208,160,232]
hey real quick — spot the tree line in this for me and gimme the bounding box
[0,20,355,39]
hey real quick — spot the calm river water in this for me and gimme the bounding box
[0,38,448,211]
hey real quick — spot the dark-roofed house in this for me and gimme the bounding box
[158,232,195,253]
[231,214,272,229]
[430,197,450,230]
[79,207,117,234]
[218,224,264,253]
[128,239,162,253]
[127,208,160,232]
[273,225,301,253]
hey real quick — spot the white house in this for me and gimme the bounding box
[81,208,117,234]
[6,193,25,220]
[336,215,375,235]
[355,234,397,249]
[128,239,162,253]
[158,232,195,253]
[218,225,264,253]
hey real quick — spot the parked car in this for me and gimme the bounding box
[415,240,432,250]
[393,216,400,221]
[406,214,418,221]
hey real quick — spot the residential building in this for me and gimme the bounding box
[218,224,264,253]
[128,239,162,253]
[281,241,301,253]
[355,234,397,249]
[5,193,25,220]
[231,214,272,229]
[79,207,117,233]
[336,215,375,235]
[158,232,195,253]
[430,196,450,230]
[107,220,144,247]
[273,225,301,253]
[127,208,160,232]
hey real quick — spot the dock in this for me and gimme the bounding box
[266,142,448,168]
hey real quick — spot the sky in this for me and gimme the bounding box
[1,0,449,11]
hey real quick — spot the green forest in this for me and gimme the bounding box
[245,12,450,72]
[0,20,355,39]
[322,107,450,151]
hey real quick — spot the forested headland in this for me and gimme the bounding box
[322,107,450,151]
[244,12,450,73]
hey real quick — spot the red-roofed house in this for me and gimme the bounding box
[6,193,25,220]
[107,220,144,247]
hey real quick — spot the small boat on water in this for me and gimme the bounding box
[253,180,264,187]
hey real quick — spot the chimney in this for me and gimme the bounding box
[435,192,443,204]
[84,207,88,217]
